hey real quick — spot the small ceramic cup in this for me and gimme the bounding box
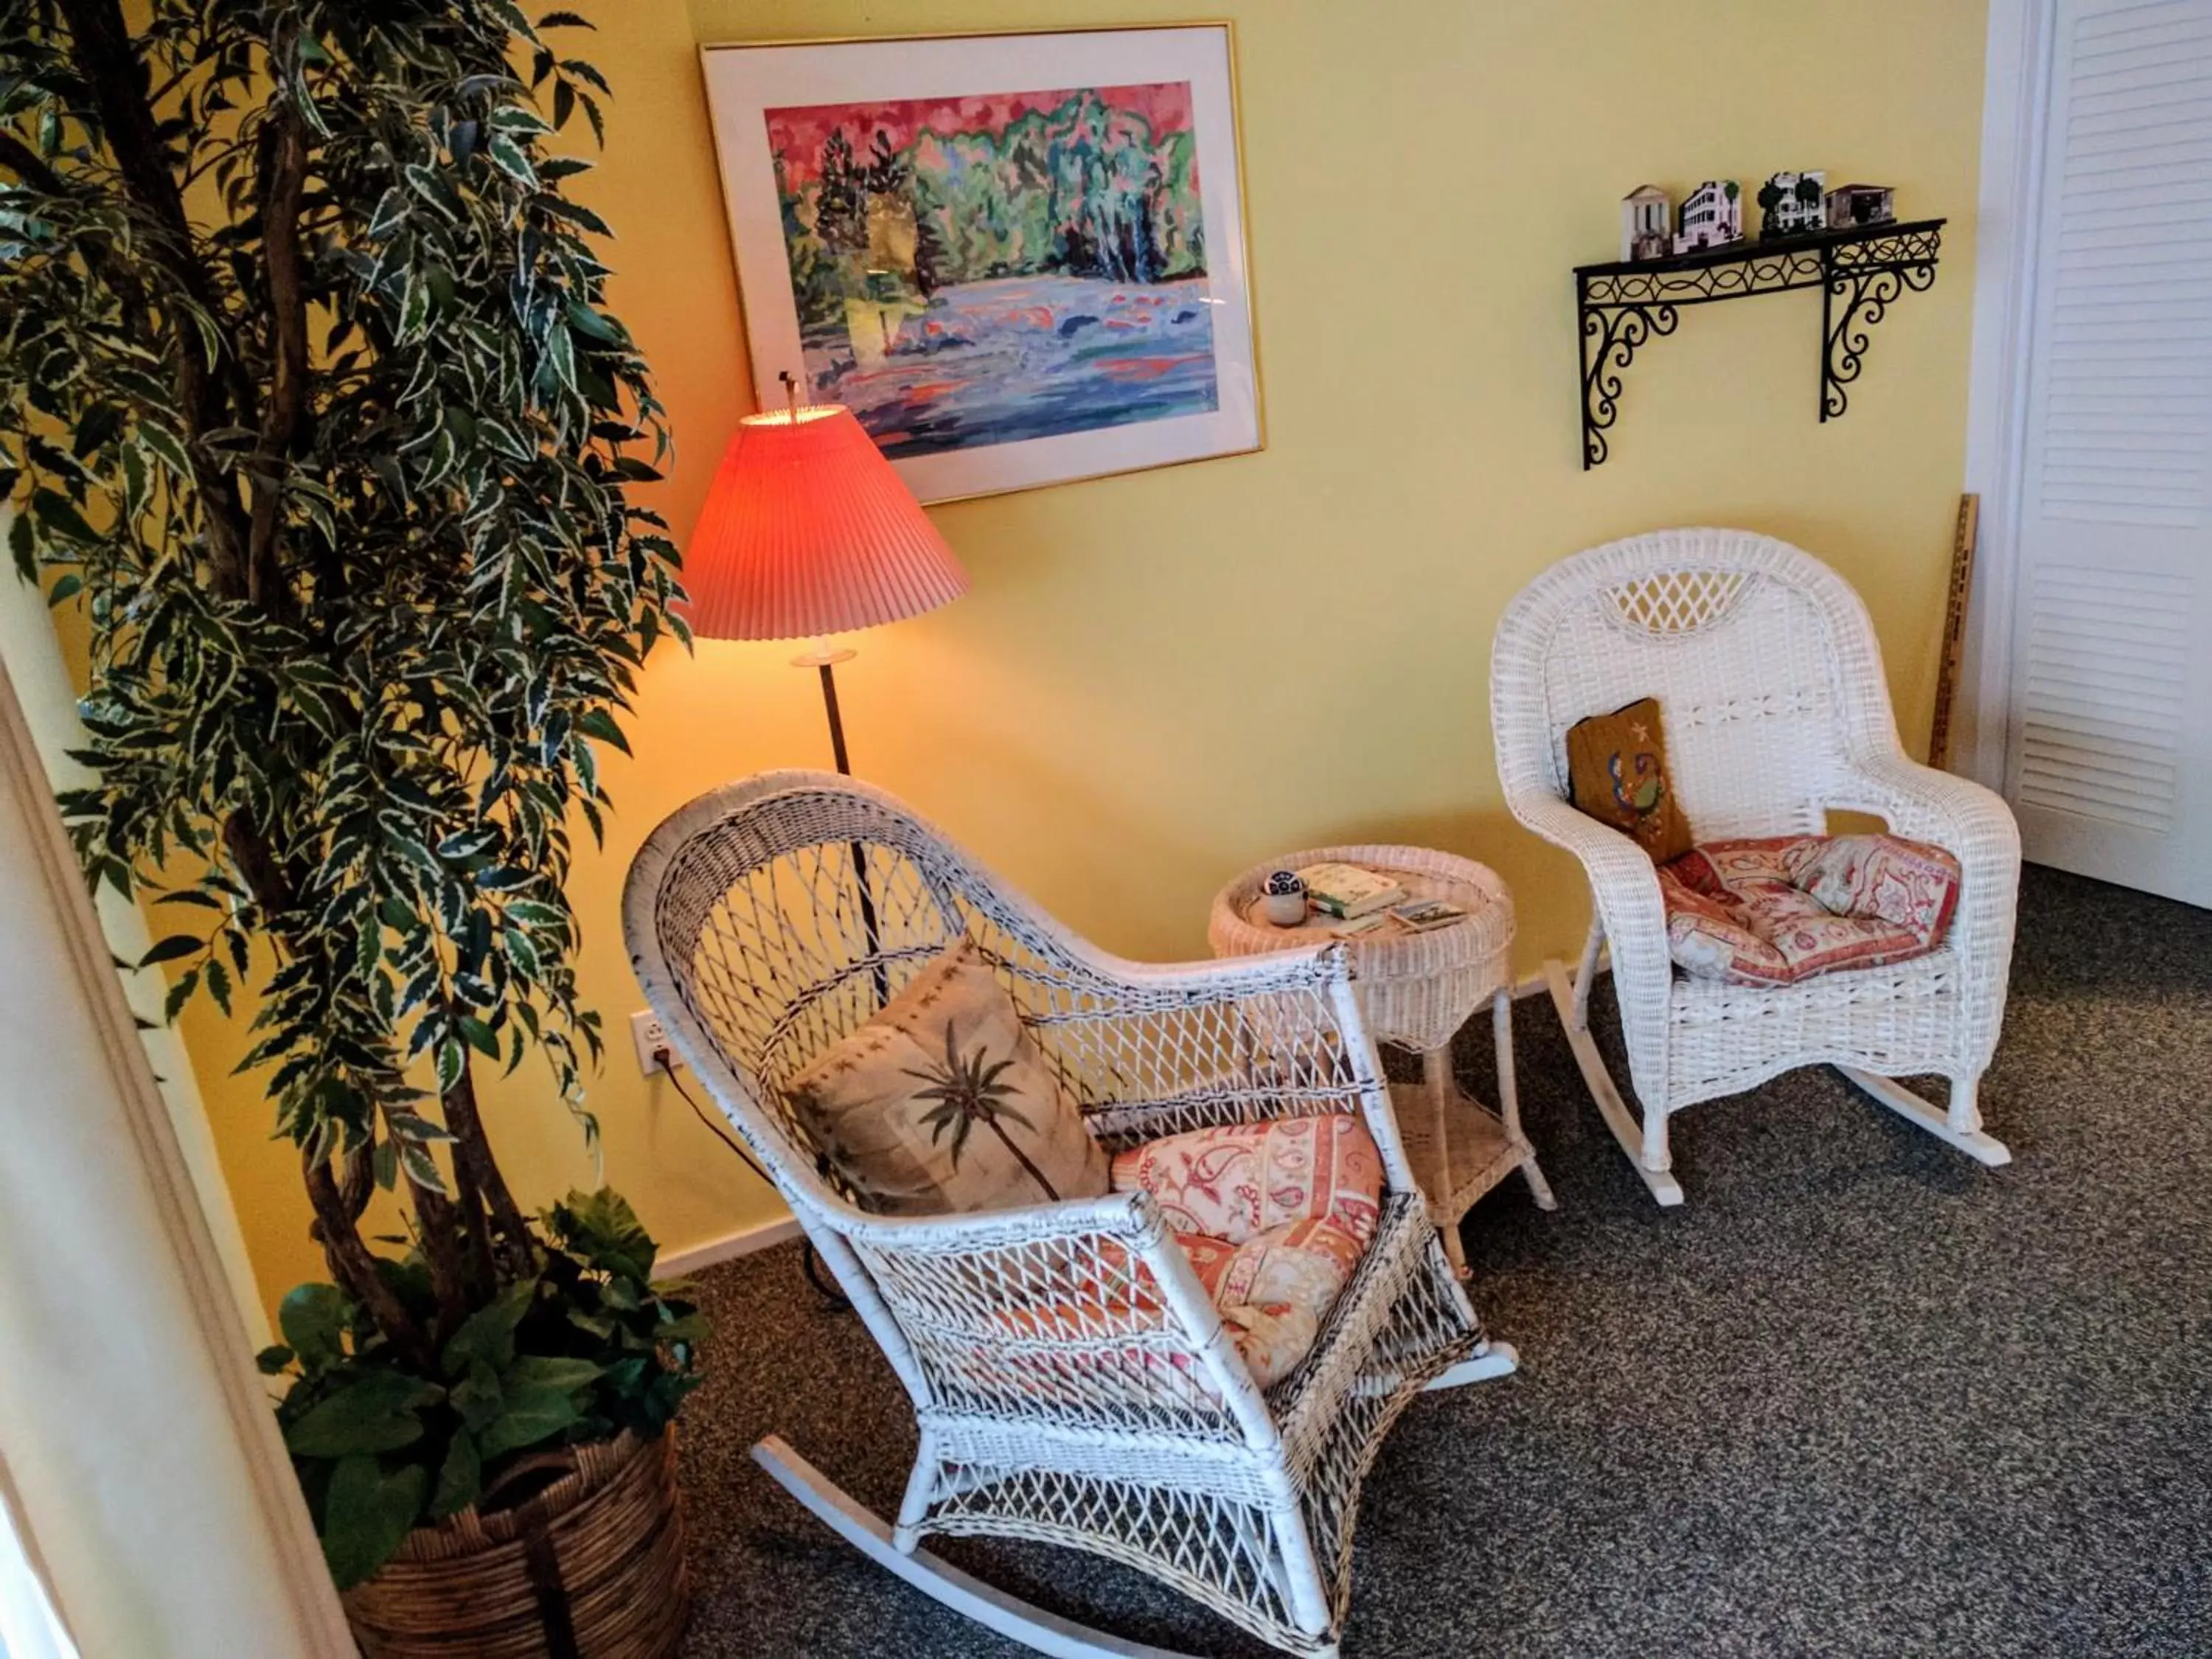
[1259,869,1307,926]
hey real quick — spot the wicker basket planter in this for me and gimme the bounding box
[342,1429,688,1659]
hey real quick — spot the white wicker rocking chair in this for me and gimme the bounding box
[623,771,1500,1658]
[1490,529,2022,1206]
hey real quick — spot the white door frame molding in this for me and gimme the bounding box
[1959,0,2058,793]
[0,655,353,1658]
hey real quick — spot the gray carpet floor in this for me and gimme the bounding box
[675,865,2212,1657]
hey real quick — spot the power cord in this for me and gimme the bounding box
[654,1046,850,1310]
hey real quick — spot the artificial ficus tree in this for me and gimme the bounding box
[0,0,684,1380]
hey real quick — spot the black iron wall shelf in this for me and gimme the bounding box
[1575,216,1945,469]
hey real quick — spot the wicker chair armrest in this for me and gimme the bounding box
[833,1187,1158,1255]
[1506,790,1667,939]
[1041,933,1357,1004]
[1504,789,1677,1106]
[1832,754,2022,875]
[1829,754,2021,1067]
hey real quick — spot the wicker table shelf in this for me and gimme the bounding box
[1209,844,1555,1273]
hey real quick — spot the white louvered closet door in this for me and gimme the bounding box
[2004,0,2212,905]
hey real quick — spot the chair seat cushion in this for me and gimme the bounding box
[1111,1115,1382,1386]
[1659,834,1962,987]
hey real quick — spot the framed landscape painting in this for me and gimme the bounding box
[700,26,1262,503]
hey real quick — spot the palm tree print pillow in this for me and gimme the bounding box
[784,936,1110,1215]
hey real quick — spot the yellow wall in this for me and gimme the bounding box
[174,0,1992,1307]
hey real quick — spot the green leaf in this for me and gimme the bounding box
[442,1279,535,1377]
[502,1354,601,1396]
[155,888,226,910]
[136,422,191,477]
[429,1433,482,1519]
[31,488,99,545]
[397,1141,448,1196]
[434,1038,465,1096]
[652,1312,711,1348]
[563,300,621,344]
[554,1188,655,1281]
[284,1370,439,1458]
[541,324,575,395]
[137,933,201,967]
[574,706,631,754]
[386,1110,454,1143]
[452,1359,505,1431]
[278,1284,348,1372]
[403,163,459,218]
[45,572,81,606]
[484,133,539,189]
[204,955,233,1017]
[256,1344,296,1375]
[367,187,408,240]
[476,1385,580,1460]
[321,1456,427,1590]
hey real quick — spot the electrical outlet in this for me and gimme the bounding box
[630,1010,675,1076]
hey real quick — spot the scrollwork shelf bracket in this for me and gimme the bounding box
[1573,218,1944,469]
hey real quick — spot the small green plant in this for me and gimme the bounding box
[905,1030,1059,1201]
[260,1190,704,1587]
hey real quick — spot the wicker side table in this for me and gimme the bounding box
[1210,845,1556,1274]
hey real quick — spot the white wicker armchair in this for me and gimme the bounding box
[623,771,1495,1658]
[1489,529,2021,1206]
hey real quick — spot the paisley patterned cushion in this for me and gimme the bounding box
[1111,1115,1384,1387]
[1107,1113,1383,1249]
[1660,834,1962,987]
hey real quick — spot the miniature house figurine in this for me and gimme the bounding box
[1621,184,1672,261]
[1759,170,1828,238]
[1672,180,1742,254]
[1824,182,1896,229]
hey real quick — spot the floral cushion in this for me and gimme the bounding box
[1110,1116,1383,1388]
[1107,1113,1383,1245]
[1659,834,1962,987]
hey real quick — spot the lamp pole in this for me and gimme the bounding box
[687,378,967,1004]
[793,644,859,777]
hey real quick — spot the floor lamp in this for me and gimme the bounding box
[684,380,969,775]
[682,383,969,984]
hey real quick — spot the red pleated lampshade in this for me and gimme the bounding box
[682,404,968,641]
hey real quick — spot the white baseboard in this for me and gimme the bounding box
[659,1213,804,1278]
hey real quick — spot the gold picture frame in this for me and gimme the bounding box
[698,24,1264,504]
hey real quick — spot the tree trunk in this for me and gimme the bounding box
[305,1150,432,1371]
[442,1060,537,1279]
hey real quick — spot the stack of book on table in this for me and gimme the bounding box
[1293,863,1468,937]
